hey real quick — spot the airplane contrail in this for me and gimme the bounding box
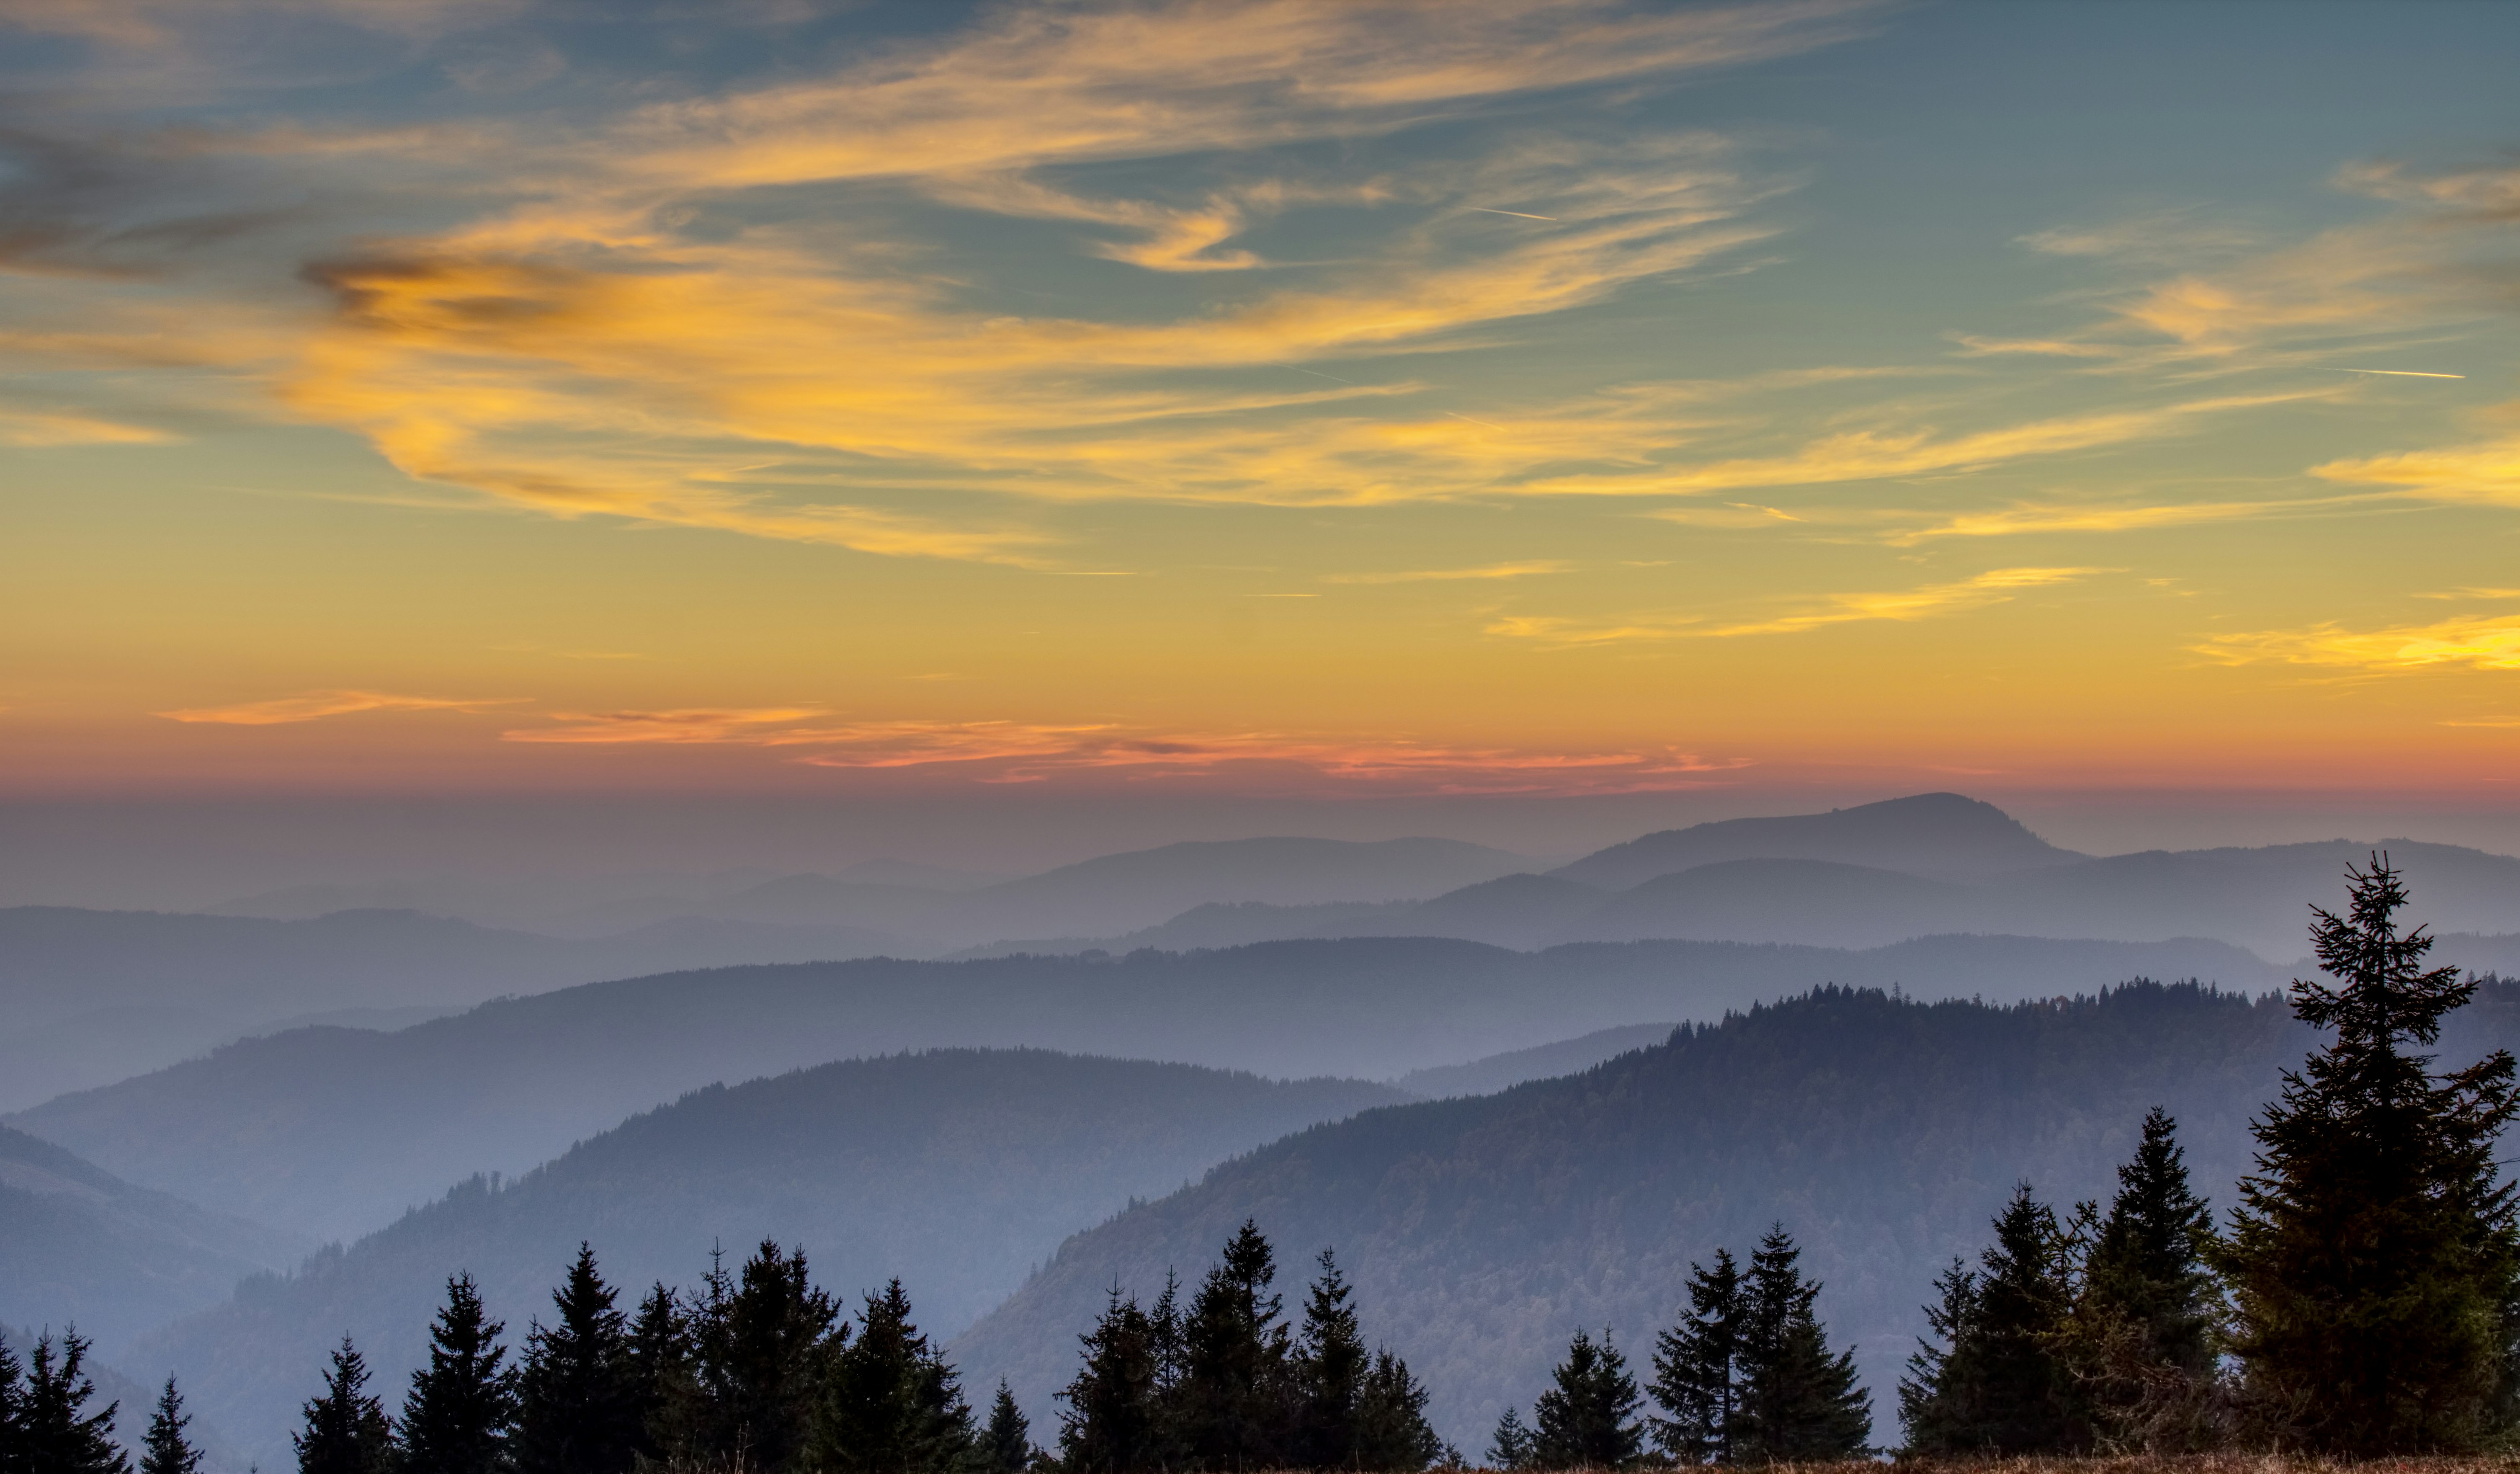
[1466,207,1559,221]
[1443,410,1506,430]
[1286,366,1358,384]
[2329,368,2465,379]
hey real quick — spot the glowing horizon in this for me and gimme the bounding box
[4,0,2517,804]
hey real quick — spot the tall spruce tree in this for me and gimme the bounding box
[1527,1330,1642,1470]
[1177,1220,1291,1471]
[0,1332,25,1474]
[1056,1288,1162,1474]
[2065,1108,2224,1450]
[1291,1250,1368,1470]
[2221,856,2520,1451]
[515,1245,644,1474]
[1900,1184,2084,1454]
[1649,1248,1743,1464]
[403,1271,519,1474]
[982,1381,1032,1474]
[1351,1350,1441,1473]
[683,1241,839,1472]
[626,1282,693,1457]
[809,1278,977,1474]
[139,1378,202,1474]
[18,1331,129,1474]
[1485,1407,1533,1470]
[296,1336,398,1474]
[1734,1227,1870,1460]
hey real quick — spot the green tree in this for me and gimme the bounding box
[1056,1288,1162,1474]
[1351,1350,1440,1473]
[2064,1108,2224,1451]
[1528,1330,1642,1470]
[296,1336,398,1474]
[1734,1227,1869,1460]
[810,1278,977,1474]
[18,1331,129,1474]
[625,1282,696,1461]
[1176,1220,1291,1471]
[515,1245,645,1474]
[1900,1184,2084,1453]
[980,1381,1032,1474]
[403,1271,519,1474]
[1291,1250,1366,1469]
[0,1333,25,1474]
[1484,1407,1532,1470]
[1648,1248,1743,1464]
[2220,855,2520,1451]
[682,1241,839,1472]
[139,1378,203,1474]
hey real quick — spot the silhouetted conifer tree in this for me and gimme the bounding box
[296,1336,397,1474]
[1177,1220,1291,1471]
[626,1281,693,1456]
[1649,1248,1742,1463]
[810,1278,977,1474]
[1484,1407,1532,1470]
[515,1245,644,1474]
[139,1378,202,1474]
[1528,1330,1641,1470]
[982,1381,1032,1474]
[1351,1350,1440,1472]
[1057,1288,1162,1474]
[16,1331,128,1474]
[402,1271,518,1474]
[2063,1108,2224,1450]
[1735,1227,1869,1460]
[0,1332,24,1474]
[1291,1250,1367,1469]
[2221,856,2520,1451]
[682,1241,838,1473]
[1900,1184,2084,1454]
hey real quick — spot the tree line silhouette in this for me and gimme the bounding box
[4,856,2514,1469]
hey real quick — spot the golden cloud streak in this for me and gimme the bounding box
[0,409,175,447]
[1489,566,2106,646]
[1886,492,2383,544]
[2195,616,2520,674]
[157,690,528,724]
[2314,417,2520,510]
[1320,560,1572,584]
[499,709,1739,794]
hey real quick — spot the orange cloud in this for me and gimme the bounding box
[499,709,1740,793]
[156,690,526,724]
[1489,566,2106,646]
[2313,416,2520,509]
[2195,616,2520,674]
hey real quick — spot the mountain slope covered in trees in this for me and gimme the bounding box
[136,1049,1405,1469]
[949,980,2520,1448]
[12,935,2288,1244]
[0,1124,300,1355]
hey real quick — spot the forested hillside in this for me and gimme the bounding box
[949,979,2520,1448]
[12,934,2286,1243]
[136,1050,1404,1469]
[0,1125,299,1354]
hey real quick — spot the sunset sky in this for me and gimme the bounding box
[4,0,2517,877]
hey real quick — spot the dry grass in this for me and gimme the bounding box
[1440,1462,2520,1474]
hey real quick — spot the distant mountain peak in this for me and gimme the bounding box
[1552,792,2083,892]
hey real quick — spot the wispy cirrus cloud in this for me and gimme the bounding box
[1320,560,1571,584]
[2312,410,2520,509]
[2194,615,2520,674]
[1885,492,2386,545]
[0,0,1884,559]
[1488,566,2107,646]
[499,708,1739,793]
[156,689,526,724]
